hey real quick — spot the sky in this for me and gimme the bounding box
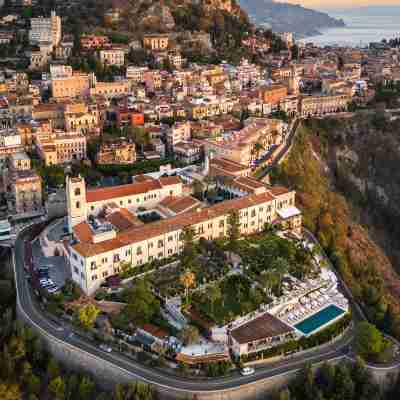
[277,0,400,9]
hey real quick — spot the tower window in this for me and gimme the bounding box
[76,201,80,209]
[75,188,81,196]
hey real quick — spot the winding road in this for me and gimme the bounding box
[7,113,400,393]
[9,224,362,394]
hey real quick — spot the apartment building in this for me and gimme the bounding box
[65,175,301,295]
[143,34,169,51]
[258,84,288,106]
[0,128,24,156]
[64,102,99,134]
[36,130,87,166]
[81,35,110,50]
[5,169,42,214]
[90,80,130,98]
[166,121,191,148]
[126,66,149,82]
[173,142,202,164]
[97,140,136,165]
[196,118,284,167]
[29,11,61,48]
[51,73,90,99]
[187,96,237,120]
[300,95,350,117]
[99,48,125,67]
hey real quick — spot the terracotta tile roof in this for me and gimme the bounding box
[230,313,293,344]
[73,221,93,243]
[106,208,143,231]
[159,196,200,214]
[210,157,249,173]
[72,190,277,257]
[268,186,290,196]
[141,324,168,339]
[86,176,181,203]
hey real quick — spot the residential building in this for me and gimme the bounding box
[166,121,191,149]
[143,34,169,51]
[81,35,110,50]
[5,168,42,214]
[300,95,350,117]
[258,84,288,106]
[173,142,202,164]
[99,48,125,67]
[36,130,87,166]
[97,140,136,165]
[51,72,90,99]
[195,118,285,167]
[29,11,61,48]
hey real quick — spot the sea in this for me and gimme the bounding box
[301,6,400,48]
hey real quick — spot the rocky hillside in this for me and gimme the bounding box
[238,0,345,37]
[272,116,400,338]
[108,0,250,34]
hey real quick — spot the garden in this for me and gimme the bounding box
[191,274,266,326]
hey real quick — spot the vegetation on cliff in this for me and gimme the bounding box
[271,117,400,340]
[275,359,400,400]
[0,249,156,400]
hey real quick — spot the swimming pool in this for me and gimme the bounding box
[294,305,345,336]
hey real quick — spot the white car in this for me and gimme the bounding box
[40,279,53,287]
[99,344,112,353]
[240,367,255,376]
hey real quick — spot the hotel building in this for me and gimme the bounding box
[65,175,301,295]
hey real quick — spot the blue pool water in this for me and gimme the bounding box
[294,305,345,336]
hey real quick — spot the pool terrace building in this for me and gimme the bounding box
[65,175,302,295]
[230,313,295,357]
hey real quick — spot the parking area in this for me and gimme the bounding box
[32,218,71,289]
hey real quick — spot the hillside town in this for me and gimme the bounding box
[1,0,399,379]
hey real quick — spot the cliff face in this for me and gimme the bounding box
[314,115,400,272]
[118,0,250,33]
[238,0,345,37]
[273,116,400,337]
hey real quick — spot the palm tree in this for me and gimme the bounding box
[271,257,289,295]
[180,270,196,304]
[209,285,221,314]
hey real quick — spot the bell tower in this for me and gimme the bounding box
[66,175,87,233]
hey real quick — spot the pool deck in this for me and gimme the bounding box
[293,304,347,337]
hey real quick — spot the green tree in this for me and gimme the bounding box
[49,376,66,400]
[47,357,61,380]
[0,383,21,400]
[354,322,384,361]
[27,374,41,396]
[123,280,160,325]
[78,376,95,400]
[227,210,241,252]
[179,325,200,345]
[9,335,26,361]
[73,304,100,331]
[180,226,199,270]
[209,284,221,314]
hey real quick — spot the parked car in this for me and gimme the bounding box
[99,344,112,353]
[47,285,60,294]
[240,367,255,376]
[40,279,54,288]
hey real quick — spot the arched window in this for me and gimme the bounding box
[75,188,81,196]
[76,201,80,209]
